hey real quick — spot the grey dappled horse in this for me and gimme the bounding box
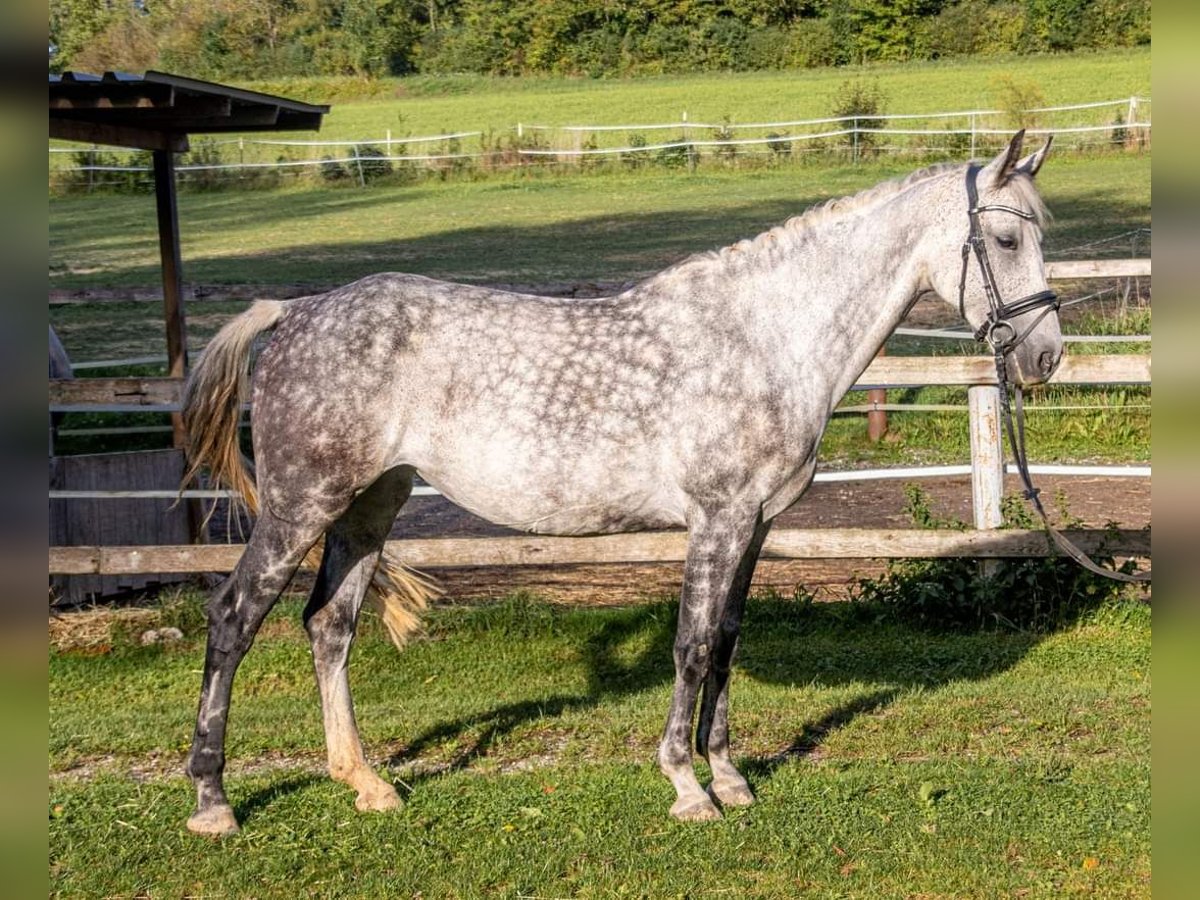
[182,132,1062,836]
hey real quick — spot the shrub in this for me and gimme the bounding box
[745,27,791,71]
[786,18,844,68]
[831,79,887,155]
[655,137,691,169]
[320,156,350,182]
[852,552,1142,633]
[621,132,651,169]
[766,131,793,159]
[351,144,393,182]
[991,75,1046,130]
[711,117,738,163]
[66,148,154,193]
[1109,110,1129,147]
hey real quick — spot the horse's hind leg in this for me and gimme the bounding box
[304,466,413,813]
[187,511,324,837]
[696,518,771,809]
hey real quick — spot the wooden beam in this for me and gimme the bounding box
[856,353,1150,389]
[48,527,1151,575]
[152,149,189,448]
[48,118,189,153]
[49,83,174,110]
[53,96,235,125]
[1047,259,1151,280]
[49,377,182,407]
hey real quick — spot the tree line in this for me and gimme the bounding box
[50,0,1150,80]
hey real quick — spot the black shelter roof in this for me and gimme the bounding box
[49,70,330,152]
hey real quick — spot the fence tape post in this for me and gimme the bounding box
[353,144,365,187]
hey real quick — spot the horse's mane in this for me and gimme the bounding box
[655,160,1045,281]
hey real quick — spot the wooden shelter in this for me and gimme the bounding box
[49,72,329,601]
[50,70,329,440]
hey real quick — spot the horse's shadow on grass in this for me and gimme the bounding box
[235,773,325,823]
[384,596,1047,792]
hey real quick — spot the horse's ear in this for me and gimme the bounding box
[980,130,1025,189]
[1017,135,1053,178]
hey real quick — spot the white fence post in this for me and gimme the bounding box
[353,144,365,187]
[968,384,1004,530]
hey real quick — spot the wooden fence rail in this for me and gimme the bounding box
[48,527,1150,576]
[49,354,1151,411]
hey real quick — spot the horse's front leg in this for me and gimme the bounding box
[695,517,772,809]
[658,506,762,822]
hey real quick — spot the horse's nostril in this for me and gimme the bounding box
[1038,350,1056,377]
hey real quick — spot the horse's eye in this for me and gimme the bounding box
[996,234,1018,250]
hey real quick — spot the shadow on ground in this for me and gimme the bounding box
[379,595,1056,796]
[51,180,1150,290]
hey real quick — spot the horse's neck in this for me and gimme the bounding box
[745,201,930,405]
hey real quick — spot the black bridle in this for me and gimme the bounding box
[958,163,1060,351]
[958,165,1149,585]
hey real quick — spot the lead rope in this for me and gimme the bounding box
[994,351,1150,584]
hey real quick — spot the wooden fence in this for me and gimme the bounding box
[47,352,1151,577]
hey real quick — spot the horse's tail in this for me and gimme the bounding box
[181,299,440,648]
[181,299,284,514]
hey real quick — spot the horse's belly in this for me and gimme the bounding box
[417,468,683,536]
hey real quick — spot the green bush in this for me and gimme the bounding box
[766,132,793,159]
[831,78,888,154]
[319,156,350,182]
[621,132,651,169]
[991,75,1047,130]
[863,484,1146,632]
[350,144,394,182]
[655,137,691,169]
[852,553,1143,633]
[785,18,845,68]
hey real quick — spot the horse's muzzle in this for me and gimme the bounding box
[1009,343,1062,386]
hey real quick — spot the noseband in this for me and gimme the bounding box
[956,165,1148,585]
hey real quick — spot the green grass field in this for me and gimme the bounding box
[245,49,1151,140]
[48,152,1150,293]
[50,593,1150,898]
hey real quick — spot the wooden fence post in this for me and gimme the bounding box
[968,384,1004,530]
[867,347,888,442]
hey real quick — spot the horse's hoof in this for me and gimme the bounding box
[709,779,755,808]
[671,795,722,822]
[355,785,402,813]
[187,804,240,837]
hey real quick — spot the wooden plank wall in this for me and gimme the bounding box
[49,449,193,602]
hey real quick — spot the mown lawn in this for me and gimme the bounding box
[50,594,1150,897]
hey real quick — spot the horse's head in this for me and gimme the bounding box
[928,131,1063,386]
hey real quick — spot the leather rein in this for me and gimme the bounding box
[958,164,1149,585]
